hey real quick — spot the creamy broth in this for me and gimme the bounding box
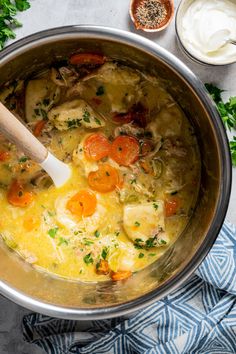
[0,55,200,282]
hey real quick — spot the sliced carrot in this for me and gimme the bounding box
[88,164,120,193]
[0,151,10,161]
[110,270,132,281]
[84,133,111,161]
[110,135,139,166]
[165,198,180,217]
[70,53,105,66]
[23,217,40,232]
[66,189,97,218]
[96,259,109,275]
[33,119,46,137]
[7,180,34,207]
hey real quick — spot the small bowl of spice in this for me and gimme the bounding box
[130,0,174,32]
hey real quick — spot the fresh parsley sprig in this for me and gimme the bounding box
[229,137,236,166]
[205,83,236,166]
[0,0,30,50]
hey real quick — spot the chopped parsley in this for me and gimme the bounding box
[138,252,144,258]
[19,156,29,163]
[34,108,40,116]
[83,253,93,265]
[84,239,94,246]
[43,98,50,106]
[153,202,159,210]
[230,138,236,166]
[67,119,82,128]
[130,178,137,184]
[134,221,141,227]
[94,230,100,238]
[58,237,68,246]
[159,239,167,245]
[101,247,109,260]
[96,86,105,96]
[134,236,166,250]
[114,231,120,237]
[134,238,144,249]
[83,110,90,123]
[145,237,156,249]
[48,227,59,239]
[205,83,236,165]
[94,117,102,125]
[47,210,55,217]
[40,109,47,120]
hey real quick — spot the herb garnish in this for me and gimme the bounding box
[94,230,100,238]
[19,156,29,163]
[94,117,101,125]
[67,119,82,128]
[0,0,31,50]
[153,202,159,210]
[130,178,137,184]
[138,252,144,258]
[134,238,144,249]
[134,221,141,227]
[205,83,236,165]
[58,237,68,246]
[48,227,59,239]
[84,239,94,246]
[134,235,167,250]
[229,139,236,166]
[83,110,90,123]
[96,86,105,96]
[83,253,93,265]
[43,98,50,106]
[101,247,109,260]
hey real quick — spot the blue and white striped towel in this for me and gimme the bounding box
[23,220,236,354]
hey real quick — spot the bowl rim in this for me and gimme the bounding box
[0,25,232,319]
[175,0,236,66]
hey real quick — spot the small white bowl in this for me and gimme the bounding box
[175,0,236,66]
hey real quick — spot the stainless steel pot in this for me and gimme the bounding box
[0,26,231,320]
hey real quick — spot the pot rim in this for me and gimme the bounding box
[0,25,232,319]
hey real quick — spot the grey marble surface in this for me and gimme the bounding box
[0,0,236,353]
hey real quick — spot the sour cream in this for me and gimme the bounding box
[179,0,236,64]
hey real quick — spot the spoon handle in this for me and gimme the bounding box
[0,102,48,163]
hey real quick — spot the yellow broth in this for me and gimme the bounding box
[0,60,200,282]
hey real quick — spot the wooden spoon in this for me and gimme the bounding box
[0,102,71,187]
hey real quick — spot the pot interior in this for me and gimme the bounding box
[0,28,229,319]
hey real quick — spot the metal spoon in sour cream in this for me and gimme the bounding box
[180,0,236,64]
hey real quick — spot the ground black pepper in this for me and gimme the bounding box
[135,0,168,29]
